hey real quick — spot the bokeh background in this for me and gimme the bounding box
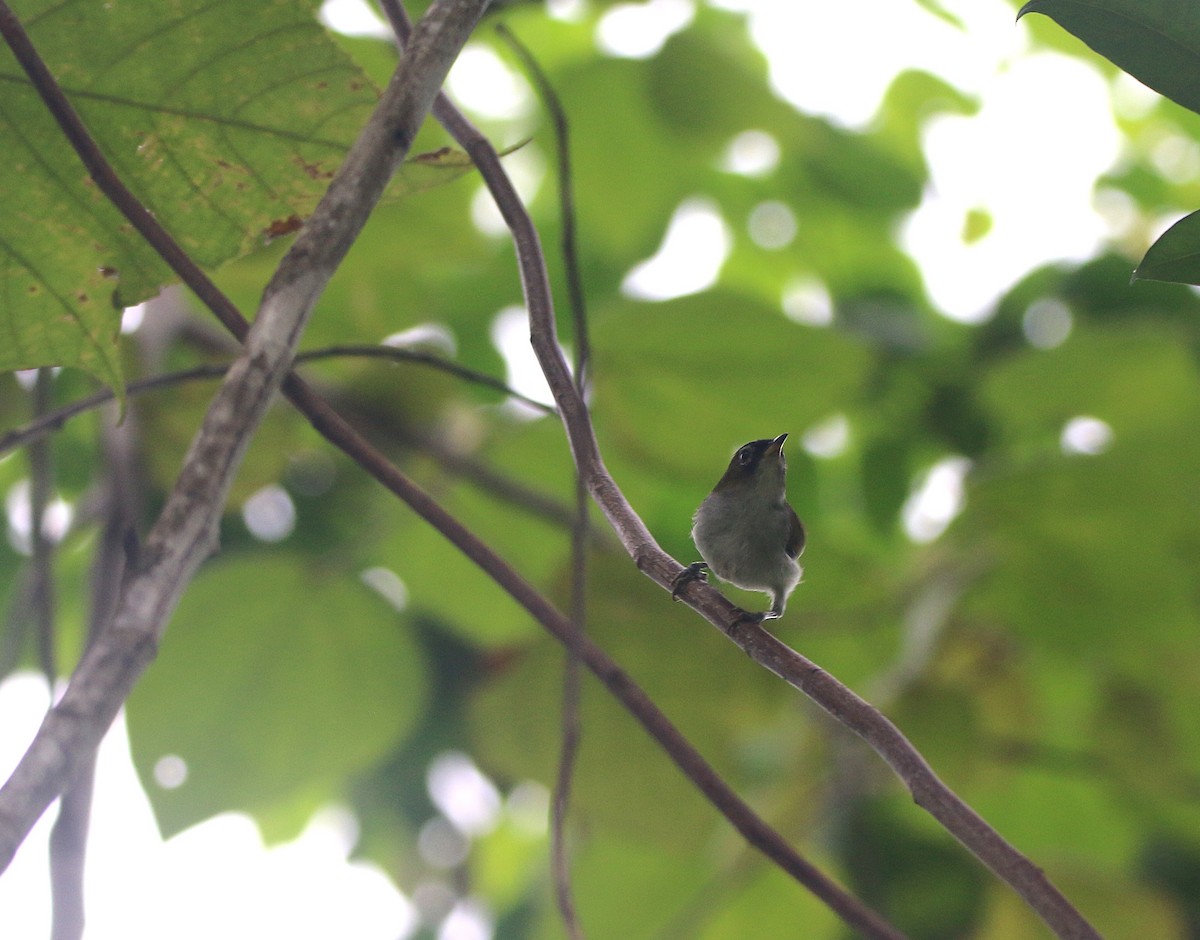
[2,0,1199,937]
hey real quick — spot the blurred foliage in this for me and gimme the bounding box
[2,0,1200,938]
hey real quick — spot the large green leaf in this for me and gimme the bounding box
[1134,209,1200,284]
[1018,1,1200,116]
[126,554,427,839]
[0,0,378,388]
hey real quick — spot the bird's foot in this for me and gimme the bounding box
[734,609,774,627]
[671,562,709,600]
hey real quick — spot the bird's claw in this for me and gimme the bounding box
[671,561,709,600]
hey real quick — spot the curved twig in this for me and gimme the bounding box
[497,25,591,939]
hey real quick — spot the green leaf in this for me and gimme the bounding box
[127,554,426,839]
[1018,1,1200,116]
[0,0,379,389]
[1134,209,1200,284]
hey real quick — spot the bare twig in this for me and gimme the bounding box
[493,23,589,386]
[0,0,490,870]
[0,344,552,458]
[47,762,92,940]
[49,408,140,940]
[414,17,1104,940]
[504,26,593,937]
[488,22,592,937]
[0,356,594,542]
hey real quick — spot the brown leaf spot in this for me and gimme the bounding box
[413,146,455,164]
[263,214,304,242]
[292,156,333,180]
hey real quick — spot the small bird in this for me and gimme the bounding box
[673,433,805,621]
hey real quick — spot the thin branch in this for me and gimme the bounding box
[0,0,490,870]
[0,344,552,458]
[0,5,904,937]
[49,407,139,940]
[417,18,1105,940]
[498,25,592,939]
[47,761,92,940]
[28,369,57,681]
[493,23,589,386]
[0,356,593,541]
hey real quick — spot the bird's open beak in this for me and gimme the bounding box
[769,433,788,457]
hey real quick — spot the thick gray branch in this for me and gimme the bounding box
[0,0,491,871]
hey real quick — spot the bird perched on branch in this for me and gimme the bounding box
[673,433,805,621]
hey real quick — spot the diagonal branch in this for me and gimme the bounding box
[0,0,490,871]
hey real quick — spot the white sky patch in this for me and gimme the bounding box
[903,53,1120,322]
[1022,298,1073,349]
[446,44,533,121]
[548,0,588,22]
[426,752,502,838]
[5,479,73,554]
[596,0,695,59]
[718,0,1019,127]
[383,323,458,357]
[1061,415,1114,455]
[153,754,189,790]
[470,145,546,238]
[319,0,390,38]
[721,129,781,177]
[490,306,556,414]
[903,457,971,543]
[747,200,798,250]
[0,672,416,940]
[623,198,731,300]
[439,898,493,940]
[361,566,410,612]
[505,780,550,835]
[242,484,296,542]
[802,413,850,459]
[121,302,146,334]
[782,276,834,326]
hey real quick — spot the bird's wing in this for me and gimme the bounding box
[785,505,806,559]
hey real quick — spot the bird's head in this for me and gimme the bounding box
[713,433,789,498]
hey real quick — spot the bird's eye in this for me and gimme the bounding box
[737,447,753,466]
